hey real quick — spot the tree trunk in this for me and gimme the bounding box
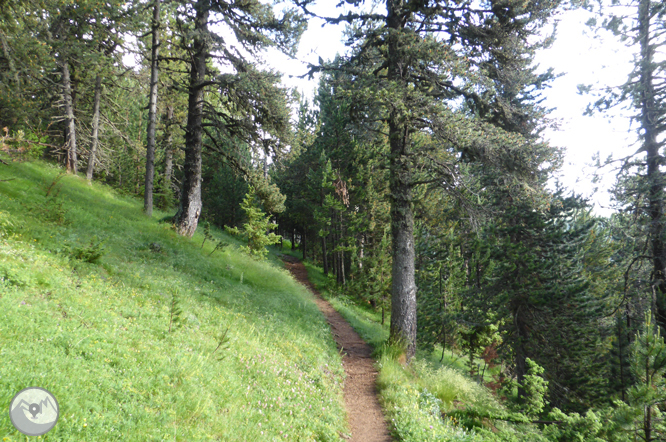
[62,61,77,174]
[163,105,174,191]
[387,0,417,361]
[144,0,160,217]
[637,0,666,331]
[302,228,306,260]
[339,217,346,285]
[86,75,102,182]
[332,229,338,277]
[359,233,364,270]
[514,306,529,399]
[174,0,207,237]
[322,235,328,275]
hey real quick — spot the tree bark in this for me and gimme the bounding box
[163,105,174,192]
[302,228,307,260]
[322,235,328,275]
[638,0,666,331]
[359,233,364,270]
[174,0,208,237]
[514,308,529,400]
[86,75,102,182]
[332,229,338,277]
[144,0,161,217]
[387,0,417,360]
[339,215,346,285]
[62,61,77,174]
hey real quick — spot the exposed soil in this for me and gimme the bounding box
[282,255,392,442]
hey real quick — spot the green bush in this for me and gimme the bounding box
[68,236,105,263]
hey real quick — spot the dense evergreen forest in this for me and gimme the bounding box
[4,0,666,439]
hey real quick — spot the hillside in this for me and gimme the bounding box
[0,161,347,441]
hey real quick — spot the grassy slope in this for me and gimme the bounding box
[298,261,548,442]
[0,161,347,441]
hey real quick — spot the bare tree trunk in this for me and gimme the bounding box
[322,235,328,275]
[86,75,103,182]
[359,233,364,270]
[144,0,161,217]
[339,215,346,285]
[638,0,666,331]
[387,0,417,360]
[514,304,529,399]
[62,61,77,174]
[332,229,338,278]
[174,0,208,237]
[302,228,307,260]
[163,105,174,190]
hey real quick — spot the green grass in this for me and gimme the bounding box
[0,161,347,441]
[297,258,548,442]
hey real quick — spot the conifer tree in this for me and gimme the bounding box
[614,310,666,440]
[589,0,666,331]
[226,186,281,260]
[171,0,305,237]
[144,0,161,216]
[301,0,565,359]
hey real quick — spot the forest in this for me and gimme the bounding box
[3,0,666,440]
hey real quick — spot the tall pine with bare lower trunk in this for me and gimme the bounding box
[144,0,160,216]
[171,0,305,237]
[590,0,666,332]
[303,0,564,360]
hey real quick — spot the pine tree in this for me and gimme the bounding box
[171,0,305,237]
[143,0,161,216]
[302,0,565,359]
[614,310,666,441]
[226,186,281,260]
[589,0,666,331]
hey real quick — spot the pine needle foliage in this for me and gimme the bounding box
[613,310,666,440]
[225,185,280,260]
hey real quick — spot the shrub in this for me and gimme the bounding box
[68,236,105,263]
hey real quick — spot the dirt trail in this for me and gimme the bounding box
[282,255,392,442]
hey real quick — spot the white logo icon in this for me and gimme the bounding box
[9,387,59,436]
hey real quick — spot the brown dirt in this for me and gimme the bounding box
[282,255,392,442]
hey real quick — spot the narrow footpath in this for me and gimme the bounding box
[282,255,392,442]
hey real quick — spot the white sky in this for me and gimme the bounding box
[265,2,640,217]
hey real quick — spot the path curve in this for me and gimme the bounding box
[282,255,392,442]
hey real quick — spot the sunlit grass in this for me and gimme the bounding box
[0,160,347,441]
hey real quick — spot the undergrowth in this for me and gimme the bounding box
[296,257,550,442]
[0,161,347,441]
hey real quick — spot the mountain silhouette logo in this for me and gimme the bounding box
[9,387,59,436]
